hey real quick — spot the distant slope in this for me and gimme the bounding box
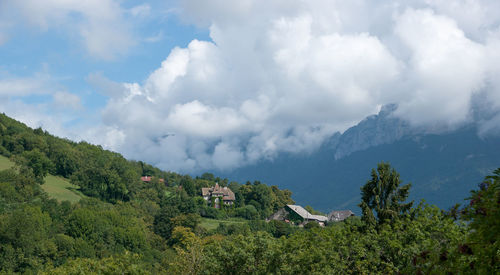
[199,218,248,231]
[43,175,86,203]
[222,126,500,213]
[0,155,13,170]
[0,155,85,203]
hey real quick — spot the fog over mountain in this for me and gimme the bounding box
[219,105,500,212]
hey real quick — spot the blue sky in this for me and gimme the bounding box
[0,0,209,115]
[1,0,500,173]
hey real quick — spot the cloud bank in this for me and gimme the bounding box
[3,0,500,173]
[81,0,500,173]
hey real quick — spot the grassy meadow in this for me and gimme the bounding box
[200,217,248,231]
[0,155,13,170]
[0,154,85,203]
[42,175,86,203]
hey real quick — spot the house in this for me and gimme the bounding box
[140,176,165,183]
[327,210,355,222]
[201,183,235,209]
[268,204,328,226]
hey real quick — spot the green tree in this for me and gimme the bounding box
[153,206,180,240]
[359,162,413,227]
[16,149,54,184]
[168,227,204,275]
[180,176,196,197]
[0,205,57,273]
[461,168,500,273]
[40,252,152,275]
[305,205,323,215]
[202,232,281,275]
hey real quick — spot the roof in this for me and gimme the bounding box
[310,214,328,222]
[286,205,328,222]
[327,210,355,222]
[222,187,236,201]
[201,187,210,196]
[141,176,165,183]
[201,183,235,201]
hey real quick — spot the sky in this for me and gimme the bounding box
[1,0,500,173]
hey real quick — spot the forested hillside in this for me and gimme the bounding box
[0,113,498,274]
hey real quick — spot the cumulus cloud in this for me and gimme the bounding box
[81,0,500,173]
[393,8,486,126]
[4,0,499,173]
[0,0,138,59]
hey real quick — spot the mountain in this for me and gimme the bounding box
[221,108,500,213]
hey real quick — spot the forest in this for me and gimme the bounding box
[0,112,498,274]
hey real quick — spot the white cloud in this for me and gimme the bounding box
[167,101,248,138]
[82,0,500,172]
[0,72,58,97]
[52,91,83,111]
[212,142,244,171]
[130,4,151,18]
[394,8,486,126]
[144,31,164,43]
[0,98,77,139]
[0,72,86,141]
[89,1,405,172]
[484,28,500,110]
[5,1,500,173]
[87,73,128,98]
[0,0,137,60]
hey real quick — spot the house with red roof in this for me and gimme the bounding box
[140,176,164,183]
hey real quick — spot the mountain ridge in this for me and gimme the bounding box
[219,108,500,213]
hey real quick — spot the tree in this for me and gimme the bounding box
[359,162,413,227]
[180,176,196,197]
[16,149,54,184]
[0,205,56,273]
[153,206,180,240]
[461,168,500,273]
[168,227,205,275]
[305,205,323,215]
[40,252,152,275]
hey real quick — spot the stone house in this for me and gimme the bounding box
[202,183,235,209]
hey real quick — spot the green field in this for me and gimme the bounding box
[200,218,248,231]
[0,154,85,203]
[0,155,14,170]
[42,175,86,203]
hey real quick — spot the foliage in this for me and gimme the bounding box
[41,252,154,275]
[0,205,56,273]
[305,205,324,215]
[460,168,500,273]
[0,113,498,274]
[359,162,413,227]
[15,149,54,184]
